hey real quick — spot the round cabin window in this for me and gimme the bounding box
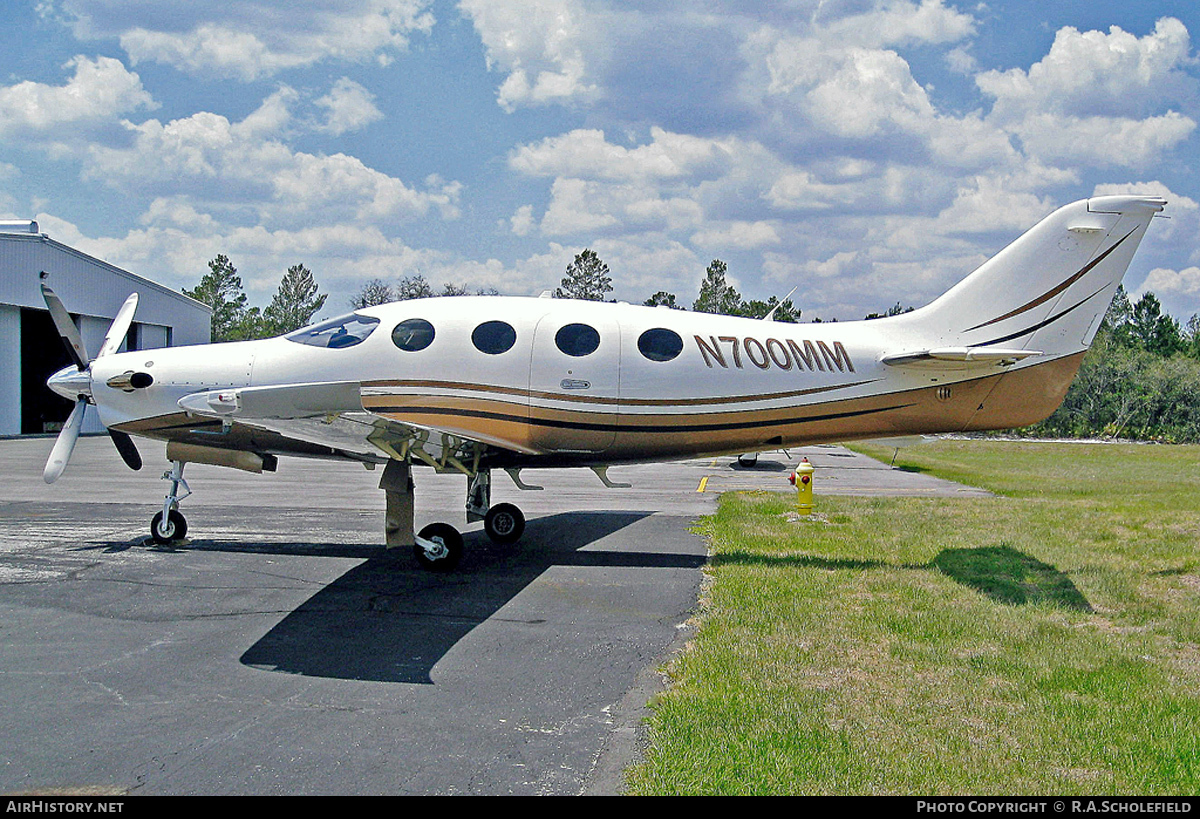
[472,320,517,354]
[391,318,435,352]
[555,323,601,357]
[637,328,684,362]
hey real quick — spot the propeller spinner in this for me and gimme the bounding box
[40,283,142,482]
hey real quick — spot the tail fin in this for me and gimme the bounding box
[912,195,1166,356]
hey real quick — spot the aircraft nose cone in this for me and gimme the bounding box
[47,365,92,402]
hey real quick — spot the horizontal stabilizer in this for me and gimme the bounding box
[881,346,1042,367]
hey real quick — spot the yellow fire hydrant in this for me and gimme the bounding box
[789,457,815,515]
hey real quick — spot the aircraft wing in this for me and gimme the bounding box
[880,346,1042,368]
[176,380,538,470]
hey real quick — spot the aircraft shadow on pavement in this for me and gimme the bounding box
[237,510,706,684]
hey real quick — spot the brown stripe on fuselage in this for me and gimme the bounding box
[366,352,1088,459]
[362,377,875,408]
[116,352,1087,464]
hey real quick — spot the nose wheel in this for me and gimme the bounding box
[151,509,188,544]
[150,460,191,544]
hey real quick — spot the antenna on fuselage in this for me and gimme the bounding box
[763,287,798,322]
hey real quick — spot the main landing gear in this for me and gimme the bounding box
[467,470,525,546]
[380,461,526,572]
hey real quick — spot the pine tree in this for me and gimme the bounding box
[1129,292,1183,356]
[183,255,251,342]
[645,291,682,309]
[693,259,742,315]
[263,264,327,335]
[555,249,612,301]
[349,278,395,309]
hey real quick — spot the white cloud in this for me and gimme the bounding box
[977,18,1196,169]
[933,179,1058,236]
[315,78,384,136]
[691,221,781,250]
[57,0,436,81]
[979,18,1193,122]
[459,0,599,111]
[510,205,535,237]
[1011,112,1195,169]
[826,0,976,49]
[509,128,730,181]
[78,92,459,226]
[0,55,156,137]
[803,47,937,139]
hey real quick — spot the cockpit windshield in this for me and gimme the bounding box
[285,314,380,349]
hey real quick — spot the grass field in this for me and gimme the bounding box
[623,440,1200,795]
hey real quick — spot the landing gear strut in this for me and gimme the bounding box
[379,459,468,571]
[468,470,525,545]
[151,460,190,544]
[378,461,527,571]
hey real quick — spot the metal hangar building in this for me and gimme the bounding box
[0,220,211,437]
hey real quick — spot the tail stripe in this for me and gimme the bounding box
[968,284,1109,348]
[963,227,1137,333]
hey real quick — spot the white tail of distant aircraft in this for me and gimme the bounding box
[40,195,1166,569]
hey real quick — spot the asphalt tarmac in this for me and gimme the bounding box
[0,436,986,795]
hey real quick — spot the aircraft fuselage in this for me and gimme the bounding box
[81,295,1079,468]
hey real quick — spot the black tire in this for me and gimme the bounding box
[414,522,463,571]
[150,509,187,544]
[483,503,525,545]
[737,452,759,467]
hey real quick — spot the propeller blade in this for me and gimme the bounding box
[96,293,139,359]
[44,399,87,484]
[40,284,89,370]
[108,429,142,471]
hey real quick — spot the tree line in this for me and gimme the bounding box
[1024,286,1200,443]
[565,250,805,321]
[184,248,812,343]
[183,255,328,342]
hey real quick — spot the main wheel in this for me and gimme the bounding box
[150,509,187,544]
[483,503,525,545]
[414,522,463,571]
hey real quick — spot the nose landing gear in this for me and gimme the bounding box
[150,460,190,544]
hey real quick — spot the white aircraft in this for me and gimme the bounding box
[41,195,1166,570]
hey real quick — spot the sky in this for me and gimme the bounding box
[2,0,1199,324]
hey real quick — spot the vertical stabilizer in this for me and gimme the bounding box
[912,195,1166,357]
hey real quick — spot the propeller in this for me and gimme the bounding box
[41,284,88,371]
[40,282,142,483]
[43,398,87,484]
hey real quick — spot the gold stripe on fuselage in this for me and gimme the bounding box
[118,352,1085,464]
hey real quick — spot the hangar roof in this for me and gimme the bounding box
[0,227,210,344]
